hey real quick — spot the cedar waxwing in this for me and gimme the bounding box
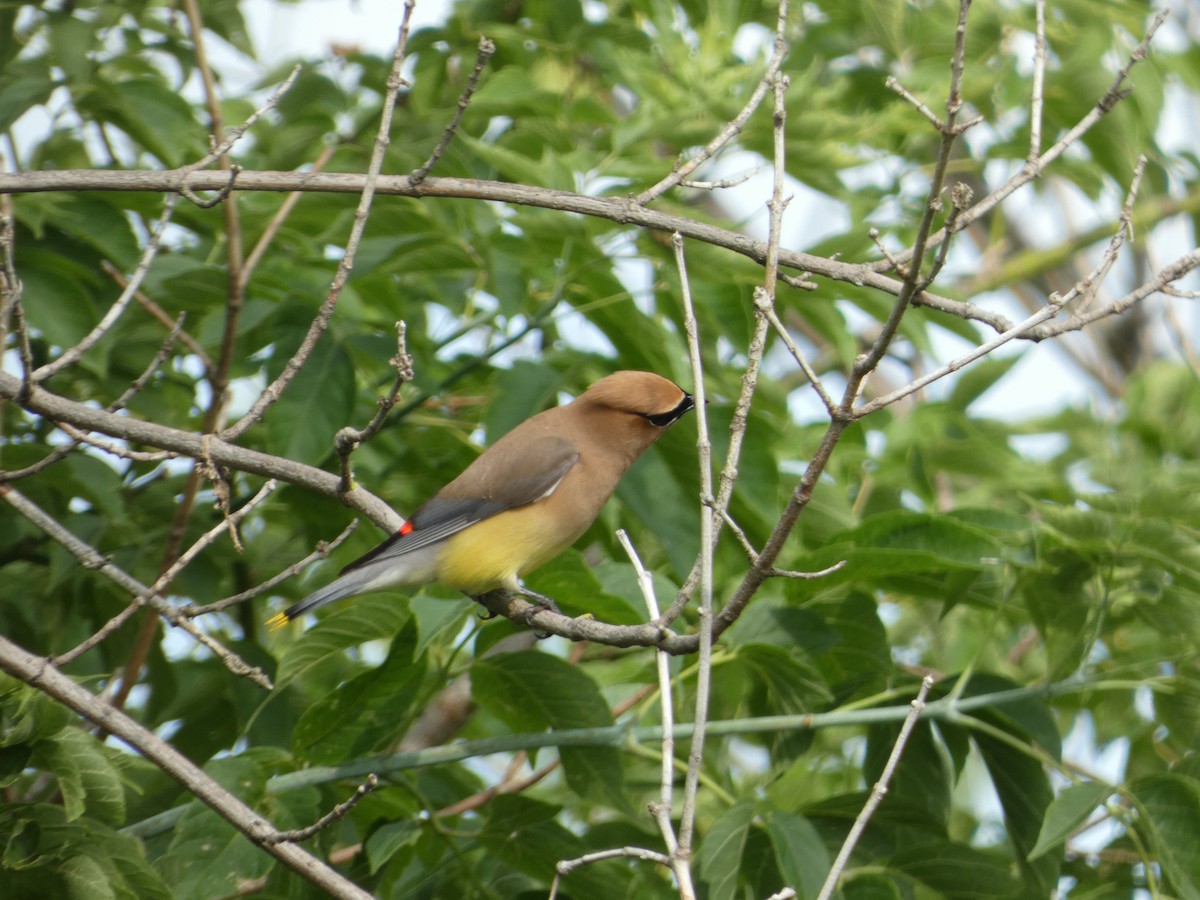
[270,371,694,626]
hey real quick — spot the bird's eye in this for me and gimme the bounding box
[643,393,695,427]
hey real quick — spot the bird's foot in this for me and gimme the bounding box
[518,588,562,638]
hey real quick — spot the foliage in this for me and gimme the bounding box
[1,0,1199,898]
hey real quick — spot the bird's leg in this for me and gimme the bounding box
[515,587,564,639]
[518,587,562,617]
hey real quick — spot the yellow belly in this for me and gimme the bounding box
[434,504,577,596]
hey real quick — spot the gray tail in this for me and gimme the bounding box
[271,567,382,626]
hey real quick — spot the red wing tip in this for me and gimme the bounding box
[399,520,415,536]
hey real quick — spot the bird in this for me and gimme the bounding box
[269,370,694,628]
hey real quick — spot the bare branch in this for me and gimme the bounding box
[875,7,1169,273]
[0,633,373,899]
[635,0,790,204]
[264,775,380,844]
[2,486,272,687]
[0,371,403,530]
[853,0,975,385]
[336,321,415,493]
[1028,0,1047,163]
[30,196,179,383]
[220,0,418,443]
[617,529,694,897]
[816,676,936,900]
[411,36,495,184]
[0,166,1105,341]
[182,521,359,618]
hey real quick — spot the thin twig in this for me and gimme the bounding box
[815,675,936,900]
[1028,0,1047,164]
[336,321,415,493]
[672,234,713,892]
[0,634,372,899]
[769,559,847,580]
[32,196,179,383]
[264,775,380,844]
[242,142,337,284]
[884,75,944,129]
[617,529,692,897]
[220,1,418,443]
[635,0,790,204]
[181,521,358,617]
[411,36,495,184]
[174,39,301,191]
[874,7,1168,272]
[2,315,187,481]
[680,165,763,191]
[100,261,213,371]
[917,182,973,290]
[0,486,272,687]
[761,304,836,414]
[549,846,674,899]
[152,480,278,601]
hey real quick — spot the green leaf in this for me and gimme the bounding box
[157,758,273,900]
[470,651,626,809]
[763,810,830,900]
[61,853,116,900]
[697,800,755,900]
[524,550,642,624]
[77,77,206,166]
[739,643,835,711]
[887,841,1022,898]
[32,727,125,825]
[864,720,953,831]
[273,593,411,689]
[959,672,1063,761]
[1029,782,1113,861]
[971,721,1059,894]
[484,361,563,443]
[0,63,55,133]
[408,590,470,660]
[1129,773,1200,900]
[947,354,1021,410]
[263,329,357,466]
[365,820,421,875]
[0,804,169,899]
[291,619,426,764]
[841,873,904,900]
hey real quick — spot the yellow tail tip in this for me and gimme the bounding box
[266,612,291,632]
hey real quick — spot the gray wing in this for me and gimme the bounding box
[340,435,580,575]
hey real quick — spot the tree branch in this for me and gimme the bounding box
[0,633,373,900]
